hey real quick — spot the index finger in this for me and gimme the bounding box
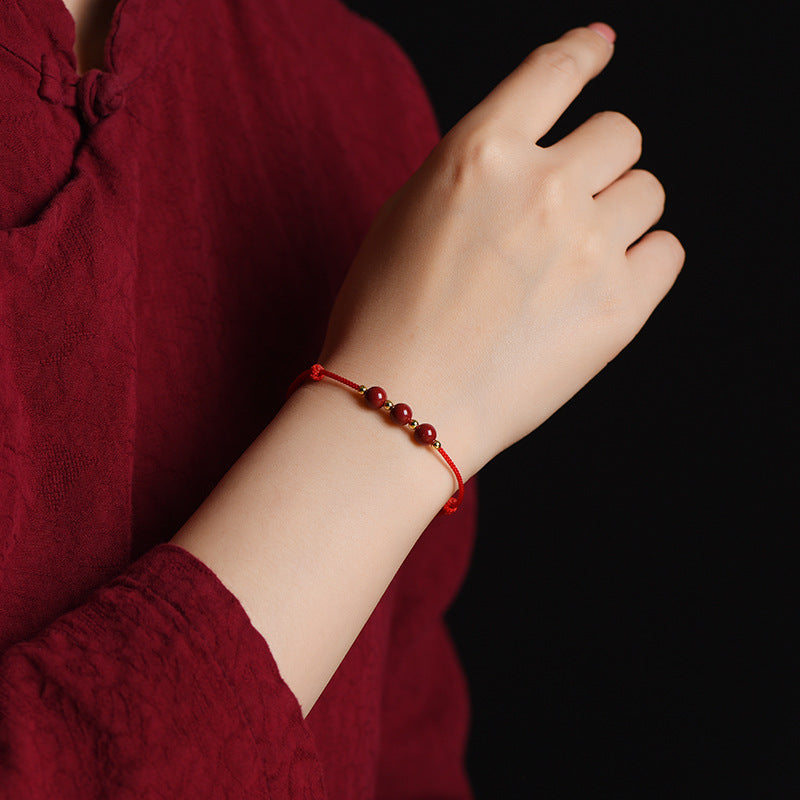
[471,25,616,145]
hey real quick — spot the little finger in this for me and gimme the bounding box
[626,230,685,313]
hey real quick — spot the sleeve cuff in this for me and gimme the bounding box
[116,542,326,796]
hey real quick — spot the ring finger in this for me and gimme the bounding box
[594,168,666,248]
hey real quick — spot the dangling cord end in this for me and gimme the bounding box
[437,446,464,515]
[285,368,314,399]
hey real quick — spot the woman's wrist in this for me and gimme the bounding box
[319,349,485,481]
[286,364,466,514]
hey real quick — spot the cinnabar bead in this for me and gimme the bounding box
[390,403,413,425]
[414,422,437,445]
[364,386,387,409]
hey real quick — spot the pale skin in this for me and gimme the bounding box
[62,0,117,75]
[63,4,684,714]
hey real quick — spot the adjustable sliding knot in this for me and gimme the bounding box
[310,363,325,381]
[287,364,464,515]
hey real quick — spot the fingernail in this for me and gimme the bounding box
[587,22,616,45]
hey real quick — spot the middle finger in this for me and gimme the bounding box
[550,111,643,196]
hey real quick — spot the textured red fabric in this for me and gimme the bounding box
[0,0,477,796]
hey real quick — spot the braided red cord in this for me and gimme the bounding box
[287,364,464,515]
[436,447,465,515]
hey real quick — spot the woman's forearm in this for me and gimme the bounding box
[171,379,456,715]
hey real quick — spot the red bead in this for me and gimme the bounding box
[364,386,387,409]
[414,423,437,445]
[390,403,413,425]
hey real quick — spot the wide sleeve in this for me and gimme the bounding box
[0,544,326,799]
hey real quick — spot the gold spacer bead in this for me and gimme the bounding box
[432,440,441,450]
[357,385,367,395]
[408,419,419,429]
[383,400,394,410]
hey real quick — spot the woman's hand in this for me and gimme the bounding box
[321,25,684,479]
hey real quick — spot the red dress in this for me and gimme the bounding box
[0,0,477,796]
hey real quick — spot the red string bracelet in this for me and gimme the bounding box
[287,364,464,515]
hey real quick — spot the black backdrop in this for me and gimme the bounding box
[343,3,796,797]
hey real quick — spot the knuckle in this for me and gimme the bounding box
[598,110,642,159]
[662,230,686,264]
[443,129,511,186]
[536,169,570,214]
[603,110,636,133]
[528,43,582,81]
[637,169,666,208]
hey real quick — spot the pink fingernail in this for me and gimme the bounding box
[587,22,616,44]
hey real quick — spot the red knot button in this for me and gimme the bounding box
[77,70,125,125]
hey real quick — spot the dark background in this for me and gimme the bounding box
[343,2,796,798]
